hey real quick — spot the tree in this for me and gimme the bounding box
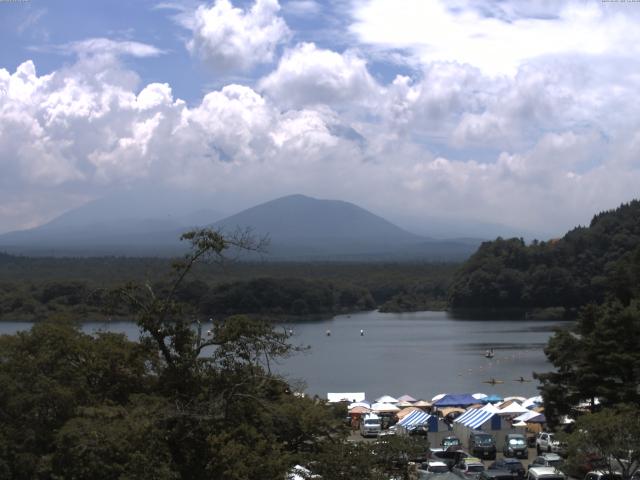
[563,405,640,480]
[536,301,640,427]
[0,315,156,479]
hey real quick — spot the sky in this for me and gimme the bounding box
[1,0,640,238]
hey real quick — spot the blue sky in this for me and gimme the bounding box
[1,0,640,237]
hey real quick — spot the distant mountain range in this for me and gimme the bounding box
[0,193,482,260]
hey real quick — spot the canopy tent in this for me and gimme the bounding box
[432,393,447,402]
[522,395,543,409]
[371,402,400,413]
[439,407,466,417]
[482,394,504,404]
[434,394,480,407]
[472,393,488,400]
[513,410,541,422]
[397,394,417,402]
[375,395,399,404]
[498,402,530,415]
[513,421,528,427]
[347,401,371,410]
[527,413,546,423]
[397,407,421,419]
[397,401,415,408]
[454,403,500,430]
[504,396,527,403]
[349,406,370,414]
[397,409,431,429]
[413,400,432,408]
[328,392,365,403]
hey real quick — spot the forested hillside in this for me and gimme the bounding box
[0,256,455,321]
[448,200,640,317]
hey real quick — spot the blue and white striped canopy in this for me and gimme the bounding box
[398,409,431,429]
[454,406,497,430]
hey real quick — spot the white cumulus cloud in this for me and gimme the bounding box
[259,42,379,109]
[350,0,640,76]
[186,0,290,73]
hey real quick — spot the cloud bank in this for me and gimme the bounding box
[1,0,640,238]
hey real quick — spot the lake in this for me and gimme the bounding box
[0,310,569,402]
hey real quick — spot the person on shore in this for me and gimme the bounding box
[360,329,364,336]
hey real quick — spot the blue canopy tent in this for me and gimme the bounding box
[481,394,503,404]
[433,394,480,407]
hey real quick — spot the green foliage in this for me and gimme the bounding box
[563,405,640,480]
[310,435,428,480]
[199,277,375,317]
[0,316,156,478]
[449,200,640,314]
[536,301,640,426]
[0,256,457,320]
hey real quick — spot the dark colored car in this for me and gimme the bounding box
[504,434,528,459]
[489,458,526,479]
[480,469,518,480]
[469,431,497,460]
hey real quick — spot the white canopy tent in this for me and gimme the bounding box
[498,402,530,415]
[513,410,542,422]
[376,395,399,403]
[522,395,543,409]
[371,402,400,413]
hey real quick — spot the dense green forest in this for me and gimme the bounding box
[448,200,640,317]
[0,230,429,479]
[0,254,455,321]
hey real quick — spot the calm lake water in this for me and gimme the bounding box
[0,310,569,402]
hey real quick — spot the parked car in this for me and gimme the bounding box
[527,467,566,480]
[453,457,486,480]
[411,424,429,436]
[469,430,497,460]
[528,454,563,471]
[584,471,623,480]
[536,433,567,456]
[429,448,472,470]
[480,470,519,480]
[424,461,451,474]
[360,413,382,438]
[489,458,526,479]
[504,433,528,459]
[443,436,462,449]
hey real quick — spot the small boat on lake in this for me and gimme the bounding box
[485,348,495,359]
[483,378,504,385]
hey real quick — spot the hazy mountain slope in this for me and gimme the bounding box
[0,193,480,260]
[214,194,478,260]
[215,194,423,242]
[0,188,223,256]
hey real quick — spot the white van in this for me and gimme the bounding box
[360,413,382,437]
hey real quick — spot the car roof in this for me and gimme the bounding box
[529,467,562,475]
[485,469,517,478]
[500,458,523,464]
[429,461,448,467]
[464,458,484,465]
[540,453,562,460]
